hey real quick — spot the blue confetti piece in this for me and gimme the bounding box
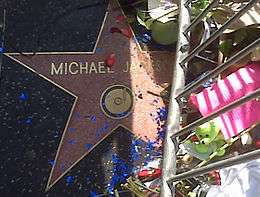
[108,154,132,195]
[48,160,55,167]
[86,176,91,182]
[156,128,166,142]
[103,122,109,130]
[54,132,59,138]
[95,48,104,53]
[75,112,81,118]
[84,143,93,150]
[0,47,4,53]
[90,191,97,197]
[60,164,66,172]
[117,111,127,117]
[141,37,149,43]
[143,33,151,41]
[19,92,28,101]
[196,72,214,88]
[96,122,110,139]
[156,107,168,122]
[90,115,96,123]
[66,175,74,184]
[25,117,32,124]
[68,139,76,145]
[68,128,76,132]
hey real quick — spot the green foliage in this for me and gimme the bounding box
[194,122,226,157]
[194,0,210,10]
[192,0,210,17]
[136,11,154,30]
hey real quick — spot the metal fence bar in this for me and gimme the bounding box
[180,0,258,67]
[177,37,260,99]
[185,0,219,33]
[185,0,193,7]
[160,0,191,196]
[168,142,260,183]
[162,0,260,196]
[195,54,218,65]
[172,89,260,138]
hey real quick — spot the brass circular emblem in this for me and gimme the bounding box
[100,85,134,119]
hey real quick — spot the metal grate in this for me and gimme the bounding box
[160,0,260,196]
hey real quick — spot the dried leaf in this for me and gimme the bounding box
[212,2,260,33]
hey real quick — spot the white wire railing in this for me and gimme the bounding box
[161,0,260,196]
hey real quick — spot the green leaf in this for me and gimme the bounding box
[144,18,154,30]
[136,11,154,30]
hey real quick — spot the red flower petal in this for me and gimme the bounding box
[255,140,260,148]
[115,14,126,22]
[190,135,199,142]
[120,28,132,38]
[110,27,121,34]
[106,53,116,67]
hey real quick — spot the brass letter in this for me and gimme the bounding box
[51,62,63,75]
[80,62,88,74]
[98,62,106,74]
[107,67,115,73]
[64,62,68,75]
[69,62,79,75]
[89,62,98,74]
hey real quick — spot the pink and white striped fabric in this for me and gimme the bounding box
[190,62,260,139]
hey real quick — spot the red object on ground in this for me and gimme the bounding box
[110,27,132,38]
[255,140,260,148]
[115,14,126,22]
[105,53,116,67]
[209,171,221,185]
[190,135,199,142]
[138,168,161,180]
[120,28,132,38]
[110,27,121,34]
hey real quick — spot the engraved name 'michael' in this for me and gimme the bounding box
[50,61,114,75]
